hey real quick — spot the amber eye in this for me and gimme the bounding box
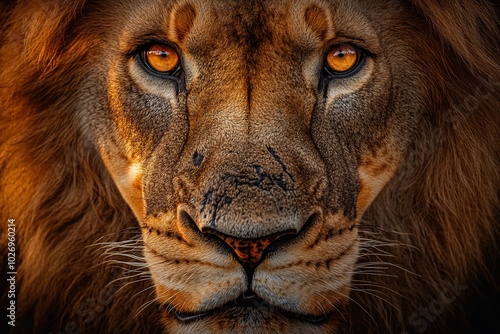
[141,44,180,74]
[325,43,361,75]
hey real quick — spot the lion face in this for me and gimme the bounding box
[88,0,424,332]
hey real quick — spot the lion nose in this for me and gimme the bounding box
[178,209,315,268]
[202,229,296,265]
[180,210,322,272]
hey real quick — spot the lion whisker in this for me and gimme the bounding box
[109,271,151,285]
[347,286,398,310]
[131,284,157,301]
[102,259,150,268]
[350,279,404,297]
[356,224,411,236]
[320,281,378,327]
[315,292,347,322]
[349,270,398,278]
[112,277,154,296]
[102,252,145,261]
[135,292,161,318]
[153,289,185,316]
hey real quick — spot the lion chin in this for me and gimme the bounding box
[163,304,346,334]
[0,0,499,333]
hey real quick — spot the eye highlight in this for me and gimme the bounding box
[325,43,362,76]
[141,44,180,75]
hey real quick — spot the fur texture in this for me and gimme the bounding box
[0,0,498,333]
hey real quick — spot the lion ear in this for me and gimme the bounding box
[13,0,88,68]
[410,0,499,78]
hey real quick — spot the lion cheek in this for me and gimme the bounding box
[118,162,146,215]
[357,151,398,215]
[100,146,146,218]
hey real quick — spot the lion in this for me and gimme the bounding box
[0,0,498,333]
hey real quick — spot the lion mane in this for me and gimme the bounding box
[0,0,498,333]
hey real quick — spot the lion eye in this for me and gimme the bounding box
[141,44,180,74]
[325,43,361,75]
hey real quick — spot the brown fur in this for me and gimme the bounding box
[0,0,498,333]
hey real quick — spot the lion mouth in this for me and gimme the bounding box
[171,291,333,325]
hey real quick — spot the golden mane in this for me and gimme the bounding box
[0,2,160,332]
[0,0,498,333]
[350,0,500,332]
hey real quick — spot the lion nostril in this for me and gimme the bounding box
[179,209,198,230]
[179,207,322,273]
[201,227,297,267]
